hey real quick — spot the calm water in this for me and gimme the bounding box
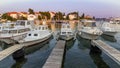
[64,35,120,68]
[0,21,120,68]
[0,37,57,68]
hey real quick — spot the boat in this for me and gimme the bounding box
[18,25,52,46]
[0,20,33,44]
[78,19,103,40]
[59,23,75,41]
[100,22,117,36]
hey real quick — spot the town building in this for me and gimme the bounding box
[7,12,19,19]
[27,14,37,20]
[69,14,77,20]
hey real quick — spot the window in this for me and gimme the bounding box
[9,30,17,34]
[39,27,41,30]
[67,26,70,28]
[26,28,30,31]
[42,27,44,30]
[27,22,30,25]
[34,34,38,36]
[46,27,47,30]
[62,32,66,34]
[28,34,31,36]
[2,30,8,34]
[68,32,71,34]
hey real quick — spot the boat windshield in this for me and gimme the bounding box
[16,21,25,26]
[67,25,70,28]
[9,30,17,34]
[92,22,96,27]
[18,28,30,33]
[2,30,8,34]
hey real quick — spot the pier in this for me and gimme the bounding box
[91,40,120,65]
[0,44,24,61]
[43,40,66,68]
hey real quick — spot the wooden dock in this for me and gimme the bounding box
[0,44,24,61]
[92,40,120,65]
[43,40,66,68]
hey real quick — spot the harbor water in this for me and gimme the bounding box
[0,21,120,68]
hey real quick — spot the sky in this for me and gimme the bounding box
[0,0,120,18]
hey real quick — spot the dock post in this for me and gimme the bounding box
[90,40,102,54]
[12,47,25,61]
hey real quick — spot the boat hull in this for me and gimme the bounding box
[59,35,74,41]
[78,31,100,40]
[19,34,52,47]
[103,32,117,36]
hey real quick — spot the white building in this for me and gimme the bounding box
[8,12,18,19]
[69,14,77,20]
[27,14,37,21]
[49,12,56,19]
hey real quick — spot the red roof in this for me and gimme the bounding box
[7,12,18,16]
[20,12,28,14]
[8,12,18,14]
[35,12,39,14]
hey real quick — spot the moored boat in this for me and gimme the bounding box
[59,23,75,41]
[100,22,117,36]
[78,19,102,40]
[19,25,52,46]
[0,20,34,44]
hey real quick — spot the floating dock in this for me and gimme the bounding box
[0,44,24,61]
[43,40,66,68]
[92,40,120,65]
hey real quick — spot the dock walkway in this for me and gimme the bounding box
[43,40,66,68]
[0,44,24,61]
[92,40,120,65]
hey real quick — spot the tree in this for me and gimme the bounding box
[28,8,34,14]
[81,13,85,19]
[1,13,8,19]
[39,11,50,20]
[93,16,95,20]
[54,12,64,20]
[38,15,42,20]
[19,16,27,20]
[1,13,16,21]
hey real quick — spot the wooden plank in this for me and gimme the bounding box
[43,40,65,68]
[92,40,120,65]
[0,44,23,61]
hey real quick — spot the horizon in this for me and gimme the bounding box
[0,0,120,18]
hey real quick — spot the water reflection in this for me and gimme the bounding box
[89,52,110,68]
[11,58,27,68]
[25,38,51,55]
[0,42,12,50]
[101,34,116,42]
[10,37,53,68]
[77,34,91,49]
[77,34,110,68]
[66,39,75,51]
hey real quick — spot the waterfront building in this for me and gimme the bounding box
[27,14,37,21]
[7,12,19,19]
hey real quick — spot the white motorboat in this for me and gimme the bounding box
[19,25,52,46]
[78,20,102,40]
[100,22,117,36]
[0,20,34,44]
[59,23,75,41]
